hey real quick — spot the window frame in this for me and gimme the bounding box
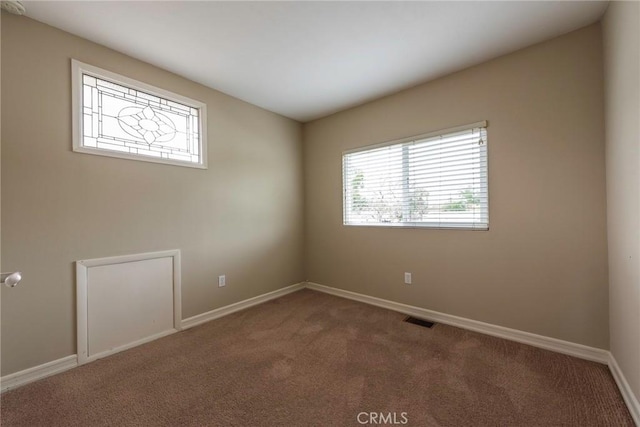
[342,121,489,230]
[71,59,208,169]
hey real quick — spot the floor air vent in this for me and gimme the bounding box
[404,316,435,328]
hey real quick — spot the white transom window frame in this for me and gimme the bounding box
[71,59,208,169]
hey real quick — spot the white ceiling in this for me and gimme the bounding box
[22,1,608,122]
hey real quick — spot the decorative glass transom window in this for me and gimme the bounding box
[72,60,207,169]
[343,122,488,230]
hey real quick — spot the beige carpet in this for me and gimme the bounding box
[1,289,633,426]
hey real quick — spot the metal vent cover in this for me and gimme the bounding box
[403,316,435,328]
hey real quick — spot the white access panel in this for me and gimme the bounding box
[76,250,181,365]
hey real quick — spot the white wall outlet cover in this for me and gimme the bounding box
[404,272,412,284]
[218,275,226,287]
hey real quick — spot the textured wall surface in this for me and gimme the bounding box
[1,15,304,375]
[304,24,609,349]
[603,0,640,404]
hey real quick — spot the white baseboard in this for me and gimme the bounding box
[311,278,640,422]
[1,355,78,393]
[609,353,640,425]
[83,328,178,365]
[1,282,305,393]
[3,280,636,426]
[306,282,610,364]
[181,282,306,329]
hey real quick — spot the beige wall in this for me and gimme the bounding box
[303,24,609,349]
[0,14,304,375]
[0,11,621,379]
[603,1,640,403]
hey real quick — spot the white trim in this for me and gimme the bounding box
[0,282,305,392]
[85,329,177,363]
[71,59,208,169]
[76,249,182,268]
[305,282,609,364]
[342,120,487,155]
[1,355,78,393]
[609,353,640,425]
[342,124,489,231]
[2,281,637,423]
[76,249,182,365]
[75,259,88,364]
[181,282,306,329]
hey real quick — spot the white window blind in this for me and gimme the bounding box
[343,122,488,230]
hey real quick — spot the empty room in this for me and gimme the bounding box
[1,1,638,425]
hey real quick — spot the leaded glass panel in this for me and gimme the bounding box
[73,60,206,169]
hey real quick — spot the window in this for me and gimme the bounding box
[343,122,488,229]
[72,60,207,169]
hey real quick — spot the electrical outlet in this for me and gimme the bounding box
[404,272,412,285]
[218,275,226,287]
